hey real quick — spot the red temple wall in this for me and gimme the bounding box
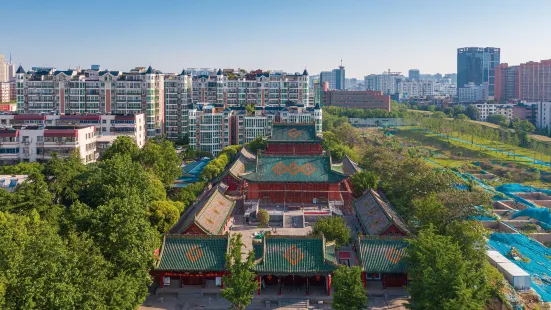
[246,182,347,203]
[182,223,206,235]
[221,174,241,192]
[381,225,407,236]
[265,143,323,155]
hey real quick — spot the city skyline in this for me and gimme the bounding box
[4,0,550,78]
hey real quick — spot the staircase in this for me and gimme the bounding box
[278,298,309,309]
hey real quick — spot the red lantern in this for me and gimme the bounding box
[315,275,320,281]
[267,275,272,280]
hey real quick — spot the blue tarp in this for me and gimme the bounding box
[489,233,551,302]
[175,158,211,186]
[512,208,551,230]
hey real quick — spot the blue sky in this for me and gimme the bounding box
[4,0,550,78]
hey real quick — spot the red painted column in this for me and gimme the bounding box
[306,277,309,296]
[278,277,282,296]
[221,277,224,289]
[257,275,261,295]
[180,276,184,288]
[327,274,331,296]
[362,272,367,288]
[160,275,164,288]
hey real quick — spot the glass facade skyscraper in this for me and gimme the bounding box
[457,47,500,97]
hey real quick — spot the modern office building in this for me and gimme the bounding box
[15,65,164,138]
[0,54,8,83]
[535,102,551,129]
[457,47,500,97]
[321,90,391,111]
[408,69,420,81]
[320,65,345,90]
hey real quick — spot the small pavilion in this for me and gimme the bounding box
[253,235,338,296]
[154,234,229,289]
[355,235,409,288]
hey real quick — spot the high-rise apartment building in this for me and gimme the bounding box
[408,69,420,81]
[520,60,551,102]
[187,102,321,156]
[458,82,489,103]
[457,47,500,97]
[0,54,7,83]
[494,63,520,102]
[364,71,404,95]
[15,65,165,138]
[191,69,309,107]
[494,59,551,103]
[164,71,192,141]
[397,80,434,98]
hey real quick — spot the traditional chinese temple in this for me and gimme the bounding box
[352,189,411,236]
[354,236,409,288]
[253,235,338,296]
[154,234,229,288]
[265,123,324,155]
[214,147,256,193]
[170,184,235,235]
[242,154,352,205]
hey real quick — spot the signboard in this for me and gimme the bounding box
[163,277,171,287]
[216,277,222,286]
[162,271,225,277]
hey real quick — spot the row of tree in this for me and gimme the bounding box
[406,111,551,155]
[323,106,403,119]
[0,136,186,309]
[360,144,505,308]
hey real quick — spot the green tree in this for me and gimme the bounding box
[256,209,270,227]
[138,139,181,188]
[222,234,257,310]
[332,123,364,149]
[0,161,43,175]
[245,104,255,115]
[43,153,86,205]
[312,217,350,247]
[486,114,508,127]
[332,266,368,310]
[148,200,181,233]
[82,154,166,208]
[465,104,479,120]
[406,226,491,309]
[246,136,267,153]
[101,135,140,161]
[351,171,378,197]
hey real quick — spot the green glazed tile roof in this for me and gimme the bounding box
[353,189,411,235]
[356,236,409,273]
[170,186,235,235]
[214,149,257,183]
[269,123,322,143]
[242,154,348,183]
[156,235,229,271]
[253,235,338,275]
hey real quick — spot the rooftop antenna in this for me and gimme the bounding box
[9,52,11,63]
[340,58,343,67]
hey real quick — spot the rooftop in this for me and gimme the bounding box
[242,154,347,183]
[170,186,235,235]
[353,189,411,235]
[355,236,409,274]
[269,123,322,143]
[253,235,337,275]
[156,234,229,272]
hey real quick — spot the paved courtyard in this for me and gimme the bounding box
[140,293,409,309]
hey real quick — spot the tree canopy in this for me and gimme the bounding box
[312,217,351,247]
[332,266,368,310]
[222,234,257,310]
